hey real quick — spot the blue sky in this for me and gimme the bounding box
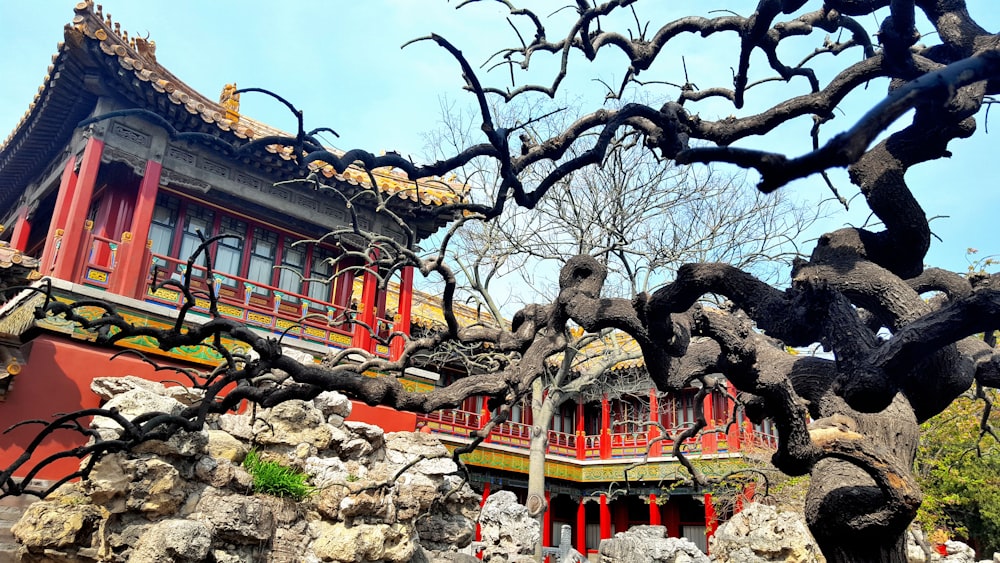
[2,1,999,279]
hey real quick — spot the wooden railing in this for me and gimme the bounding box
[80,251,393,355]
[416,409,781,461]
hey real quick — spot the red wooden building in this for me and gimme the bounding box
[0,2,773,556]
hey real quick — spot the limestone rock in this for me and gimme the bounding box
[255,400,332,448]
[91,388,185,436]
[479,491,539,559]
[127,458,187,517]
[711,503,825,563]
[11,500,108,552]
[193,487,275,544]
[132,428,208,457]
[216,413,254,440]
[312,521,417,563]
[85,453,130,513]
[129,519,212,562]
[206,428,248,462]
[599,525,709,563]
[315,390,353,419]
[91,375,166,401]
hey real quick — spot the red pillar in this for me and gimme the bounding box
[52,137,104,281]
[649,494,661,526]
[352,257,379,351]
[389,266,414,360]
[705,493,718,554]
[599,494,611,540]
[480,404,492,443]
[477,482,491,559]
[576,498,587,555]
[542,491,552,550]
[111,159,161,298]
[39,157,79,273]
[600,395,611,459]
[575,402,586,460]
[725,381,741,452]
[10,206,31,252]
[648,388,662,457]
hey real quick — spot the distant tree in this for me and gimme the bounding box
[917,388,1000,556]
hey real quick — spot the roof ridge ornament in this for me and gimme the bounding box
[220,83,241,124]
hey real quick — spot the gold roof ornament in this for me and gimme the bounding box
[220,83,240,124]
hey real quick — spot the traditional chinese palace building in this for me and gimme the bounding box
[0,2,772,556]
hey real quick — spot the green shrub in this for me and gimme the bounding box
[242,449,315,501]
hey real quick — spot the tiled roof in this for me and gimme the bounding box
[0,1,466,207]
[0,242,40,296]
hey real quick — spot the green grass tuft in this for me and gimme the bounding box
[242,449,315,501]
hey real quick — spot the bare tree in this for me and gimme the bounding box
[422,95,819,559]
[5,2,1000,561]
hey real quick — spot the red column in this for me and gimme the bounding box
[390,266,414,360]
[599,494,611,540]
[480,404,492,443]
[10,206,31,252]
[701,392,718,454]
[649,494,661,526]
[576,498,587,554]
[705,493,718,554]
[575,402,586,460]
[600,395,611,459]
[703,392,714,429]
[542,491,551,550]
[725,381,741,452]
[111,159,161,298]
[39,157,79,273]
[648,388,662,457]
[52,137,104,280]
[477,482,491,559]
[351,258,378,351]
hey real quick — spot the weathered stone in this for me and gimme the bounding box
[206,429,248,462]
[193,487,275,544]
[479,491,539,559]
[91,388,185,435]
[305,455,349,489]
[711,503,825,563]
[416,509,476,551]
[311,521,417,563]
[132,429,208,458]
[411,547,481,563]
[12,500,108,552]
[164,384,205,405]
[126,458,187,517]
[314,391,352,419]
[282,346,316,366]
[340,485,396,523]
[91,376,166,401]
[255,400,333,448]
[129,519,212,562]
[217,413,257,441]
[194,455,235,488]
[85,453,130,513]
[599,525,709,563]
[395,484,440,521]
[384,431,449,464]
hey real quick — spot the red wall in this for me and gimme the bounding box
[0,334,191,480]
[348,401,417,432]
